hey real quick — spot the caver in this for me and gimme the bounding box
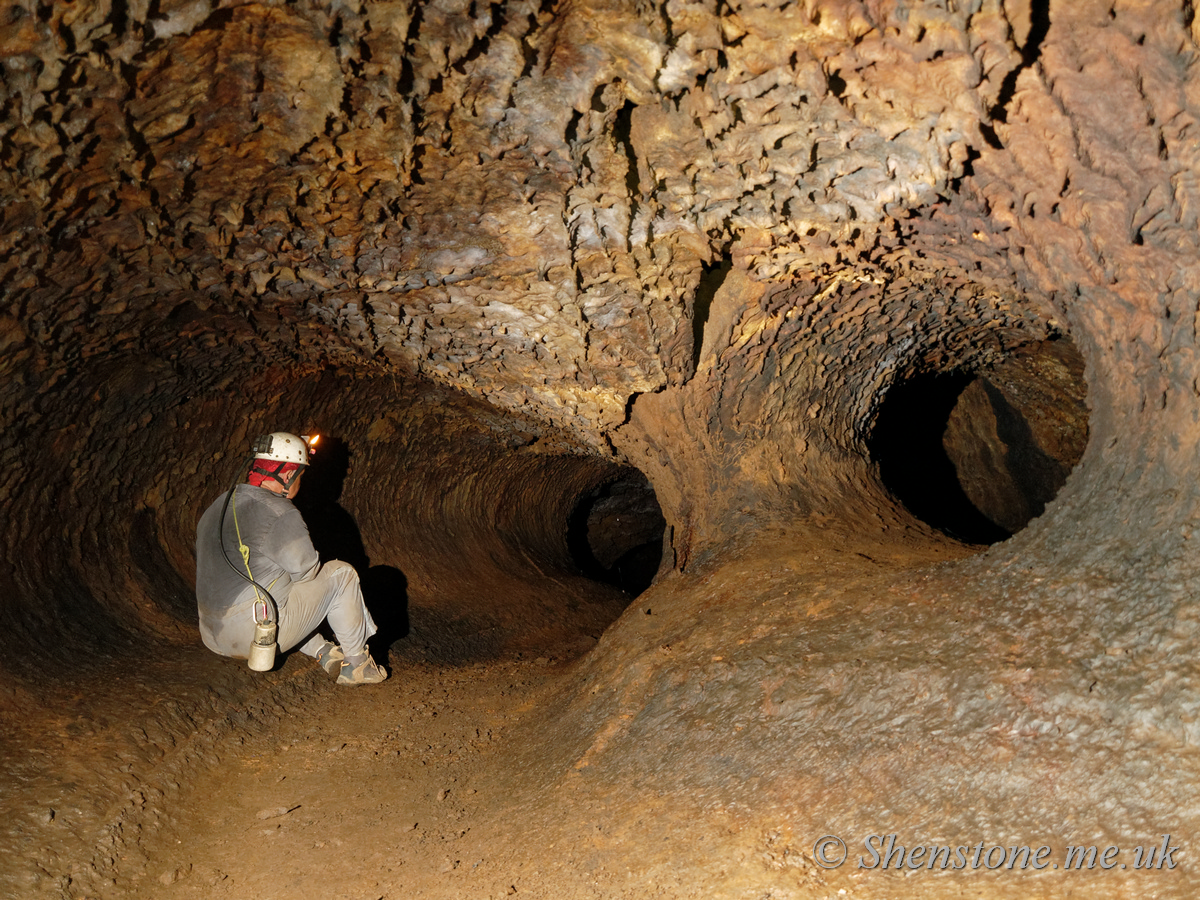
[194,431,387,686]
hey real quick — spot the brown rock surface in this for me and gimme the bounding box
[2,0,1200,897]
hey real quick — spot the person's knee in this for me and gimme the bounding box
[321,559,360,589]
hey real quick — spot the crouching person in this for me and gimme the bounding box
[194,431,387,685]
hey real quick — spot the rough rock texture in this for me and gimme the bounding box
[3,0,1200,896]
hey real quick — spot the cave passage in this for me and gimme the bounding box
[278,377,644,666]
[567,467,666,596]
[6,0,1200,897]
[869,337,1089,544]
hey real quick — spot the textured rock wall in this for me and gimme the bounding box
[7,0,1185,562]
[5,0,1200,894]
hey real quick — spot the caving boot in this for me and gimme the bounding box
[314,641,344,677]
[337,654,388,686]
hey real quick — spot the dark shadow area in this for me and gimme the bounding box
[568,468,666,595]
[943,337,1089,535]
[293,438,367,569]
[870,337,1089,544]
[692,257,732,369]
[989,0,1051,128]
[613,99,641,197]
[360,565,409,657]
[870,370,1012,545]
[294,436,410,655]
[130,507,199,622]
[982,378,1069,518]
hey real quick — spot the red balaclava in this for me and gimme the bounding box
[248,459,303,490]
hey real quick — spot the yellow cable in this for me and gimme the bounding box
[231,487,267,610]
[232,487,286,625]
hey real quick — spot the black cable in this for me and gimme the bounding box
[217,454,280,626]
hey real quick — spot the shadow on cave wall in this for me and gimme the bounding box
[293,436,410,656]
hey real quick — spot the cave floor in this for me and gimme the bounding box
[3,527,1191,900]
[125,655,565,900]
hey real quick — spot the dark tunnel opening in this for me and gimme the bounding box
[869,337,1089,544]
[568,467,667,596]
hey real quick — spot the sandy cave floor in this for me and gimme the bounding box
[126,656,567,899]
[2,529,1194,900]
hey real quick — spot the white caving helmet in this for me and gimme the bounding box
[252,432,311,465]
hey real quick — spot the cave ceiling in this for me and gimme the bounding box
[3,0,1200,554]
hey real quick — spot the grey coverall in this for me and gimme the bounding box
[195,484,376,660]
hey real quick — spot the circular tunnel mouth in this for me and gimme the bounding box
[869,336,1090,544]
[568,467,666,596]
